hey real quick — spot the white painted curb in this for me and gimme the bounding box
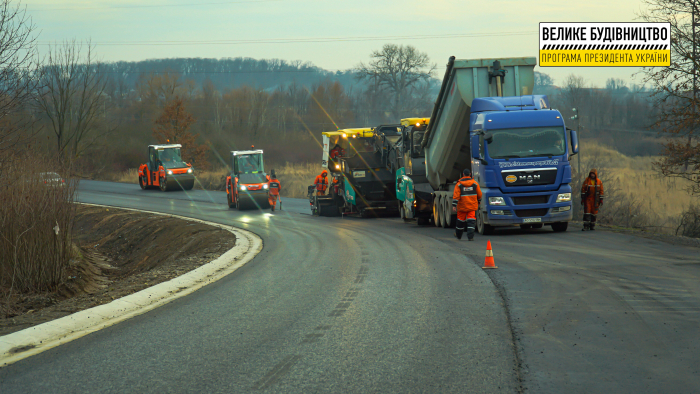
[0,203,263,367]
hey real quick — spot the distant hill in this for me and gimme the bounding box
[103,57,369,92]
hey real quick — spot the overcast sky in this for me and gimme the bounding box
[24,0,650,88]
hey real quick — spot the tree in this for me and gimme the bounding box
[534,71,554,89]
[153,98,209,169]
[640,0,700,194]
[35,40,113,159]
[307,80,353,132]
[0,0,39,163]
[356,44,436,118]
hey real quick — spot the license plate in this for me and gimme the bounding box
[353,171,365,178]
[523,218,541,223]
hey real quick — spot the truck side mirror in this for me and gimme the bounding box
[476,135,488,165]
[471,135,480,159]
[484,133,493,144]
[569,129,579,155]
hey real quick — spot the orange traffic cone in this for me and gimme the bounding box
[483,240,497,269]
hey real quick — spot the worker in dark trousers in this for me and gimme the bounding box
[581,168,604,231]
[267,169,281,212]
[452,169,482,241]
[314,170,329,196]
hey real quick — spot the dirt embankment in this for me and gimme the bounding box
[0,205,236,336]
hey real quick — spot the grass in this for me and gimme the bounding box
[576,141,698,233]
[272,162,323,198]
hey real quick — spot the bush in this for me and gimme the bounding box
[676,205,700,238]
[0,154,78,296]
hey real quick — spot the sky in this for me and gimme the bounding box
[23,0,651,88]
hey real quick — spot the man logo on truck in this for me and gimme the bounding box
[520,174,541,183]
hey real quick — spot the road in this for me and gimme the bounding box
[1,180,699,393]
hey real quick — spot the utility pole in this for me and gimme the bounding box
[571,108,580,175]
[692,0,698,172]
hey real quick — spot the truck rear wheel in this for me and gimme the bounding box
[432,197,441,227]
[139,175,146,190]
[442,198,453,228]
[159,177,168,192]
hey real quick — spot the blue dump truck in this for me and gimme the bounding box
[396,57,579,233]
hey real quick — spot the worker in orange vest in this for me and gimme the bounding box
[314,170,329,196]
[267,169,281,212]
[452,169,482,241]
[329,144,345,159]
[581,168,604,231]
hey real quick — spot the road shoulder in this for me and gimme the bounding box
[0,203,262,367]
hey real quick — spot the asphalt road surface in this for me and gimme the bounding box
[1,180,698,393]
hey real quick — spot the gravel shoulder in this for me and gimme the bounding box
[0,205,236,336]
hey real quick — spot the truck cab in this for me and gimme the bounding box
[226,149,270,210]
[395,118,431,223]
[469,96,579,233]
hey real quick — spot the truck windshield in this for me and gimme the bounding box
[486,126,566,159]
[412,131,425,157]
[158,148,188,169]
[347,139,374,154]
[237,154,264,173]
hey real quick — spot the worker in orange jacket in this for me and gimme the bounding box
[581,168,604,231]
[267,169,281,212]
[314,170,329,196]
[452,168,482,241]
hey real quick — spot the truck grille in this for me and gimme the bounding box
[512,195,550,205]
[514,208,549,217]
[502,168,557,187]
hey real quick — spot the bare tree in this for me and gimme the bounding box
[35,40,113,159]
[639,0,700,195]
[356,44,436,118]
[136,70,183,106]
[0,0,39,163]
[534,71,554,89]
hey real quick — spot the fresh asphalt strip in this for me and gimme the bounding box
[0,203,263,367]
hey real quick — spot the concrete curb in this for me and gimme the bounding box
[0,203,263,367]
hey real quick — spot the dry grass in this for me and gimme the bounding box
[113,168,138,184]
[575,141,698,233]
[273,162,323,198]
[0,155,79,299]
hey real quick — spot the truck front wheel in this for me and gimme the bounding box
[477,210,495,235]
[551,222,568,232]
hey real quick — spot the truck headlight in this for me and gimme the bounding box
[263,184,269,189]
[489,197,506,206]
[491,210,504,215]
[239,185,247,191]
[556,193,571,202]
[187,168,193,174]
[167,170,173,175]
